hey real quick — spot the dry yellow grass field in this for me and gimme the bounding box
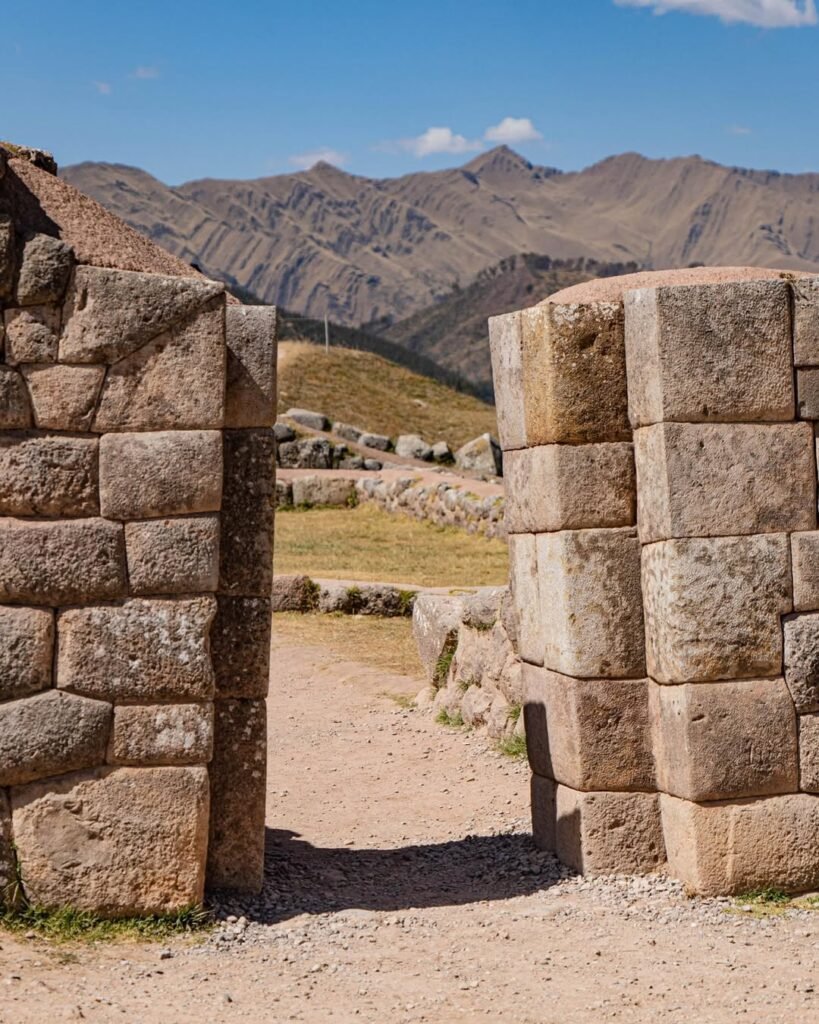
[274,503,508,587]
[277,341,498,450]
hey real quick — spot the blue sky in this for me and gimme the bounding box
[2,0,818,183]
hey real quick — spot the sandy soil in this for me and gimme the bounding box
[2,633,819,1023]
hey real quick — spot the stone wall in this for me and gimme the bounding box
[491,270,819,894]
[0,186,276,913]
[356,475,506,539]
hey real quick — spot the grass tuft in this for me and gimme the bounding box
[498,734,527,760]
[434,641,457,685]
[435,708,465,729]
[507,704,522,724]
[0,904,212,944]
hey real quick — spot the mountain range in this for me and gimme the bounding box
[62,147,819,332]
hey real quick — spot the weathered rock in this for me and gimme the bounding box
[273,422,295,443]
[524,665,654,792]
[359,432,391,452]
[11,766,209,915]
[225,305,277,428]
[0,690,111,786]
[395,434,432,461]
[211,596,271,698]
[219,430,276,598]
[125,515,220,595]
[793,532,819,612]
[291,475,356,508]
[461,685,493,728]
[625,280,793,426]
[108,703,214,766]
[430,441,453,464]
[60,266,224,364]
[317,581,414,616]
[660,792,819,895]
[207,700,266,892]
[275,478,293,508]
[799,715,819,793]
[363,458,382,471]
[93,299,226,432]
[0,518,126,605]
[16,233,74,306]
[0,216,13,301]
[22,364,104,430]
[0,435,98,517]
[285,407,329,431]
[57,597,216,701]
[461,588,504,630]
[454,433,502,476]
[271,574,319,612]
[643,535,791,683]
[0,365,32,428]
[337,455,365,470]
[508,534,542,666]
[634,422,815,542]
[333,421,363,444]
[519,300,630,445]
[277,437,332,469]
[797,368,819,420]
[650,679,798,801]
[504,443,635,533]
[99,430,223,520]
[0,606,53,700]
[412,594,465,683]
[531,776,665,875]
[793,277,819,366]
[784,614,819,713]
[488,310,525,450]
[537,528,645,679]
[4,305,59,363]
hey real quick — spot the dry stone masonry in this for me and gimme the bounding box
[0,149,277,916]
[491,268,819,895]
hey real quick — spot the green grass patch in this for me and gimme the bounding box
[434,642,457,684]
[435,708,465,729]
[0,904,212,944]
[507,704,522,724]
[381,691,416,710]
[498,734,527,760]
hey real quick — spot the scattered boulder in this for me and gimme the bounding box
[272,574,319,612]
[333,422,363,443]
[285,408,329,431]
[291,475,356,508]
[455,433,503,476]
[277,438,332,469]
[273,422,295,444]
[431,441,454,464]
[359,432,391,452]
[395,434,433,461]
[338,455,365,470]
[363,458,383,471]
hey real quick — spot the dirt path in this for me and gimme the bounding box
[3,631,819,1023]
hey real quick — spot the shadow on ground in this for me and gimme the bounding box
[211,828,571,924]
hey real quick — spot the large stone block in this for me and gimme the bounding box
[60,266,224,364]
[0,366,32,429]
[634,423,815,543]
[650,679,797,801]
[11,766,209,915]
[537,528,645,678]
[488,310,525,450]
[625,280,793,427]
[58,597,216,701]
[411,594,464,684]
[291,475,357,508]
[4,305,59,363]
[524,664,654,791]
[207,699,267,892]
[784,613,819,713]
[519,300,630,445]
[0,690,111,786]
[661,792,819,895]
[225,305,278,428]
[210,596,271,698]
[0,518,126,605]
[0,605,53,700]
[508,534,542,666]
[796,368,819,420]
[108,703,214,766]
[93,298,226,432]
[799,715,819,793]
[0,435,98,517]
[643,535,791,683]
[125,515,220,595]
[219,430,276,597]
[531,775,665,875]
[793,277,819,366]
[504,442,635,533]
[16,233,74,306]
[792,533,819,612]
[22,364,105,431]
[99,430,223,520]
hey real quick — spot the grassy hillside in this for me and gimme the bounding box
[278,341,497,449]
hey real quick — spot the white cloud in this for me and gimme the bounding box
[288,148,348,170]
[92,81,112,95]
[399,127,484,158]
[728,123,752,134]
[132,65,161,79]
[615,0,817,26]
[484,117,543,144]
